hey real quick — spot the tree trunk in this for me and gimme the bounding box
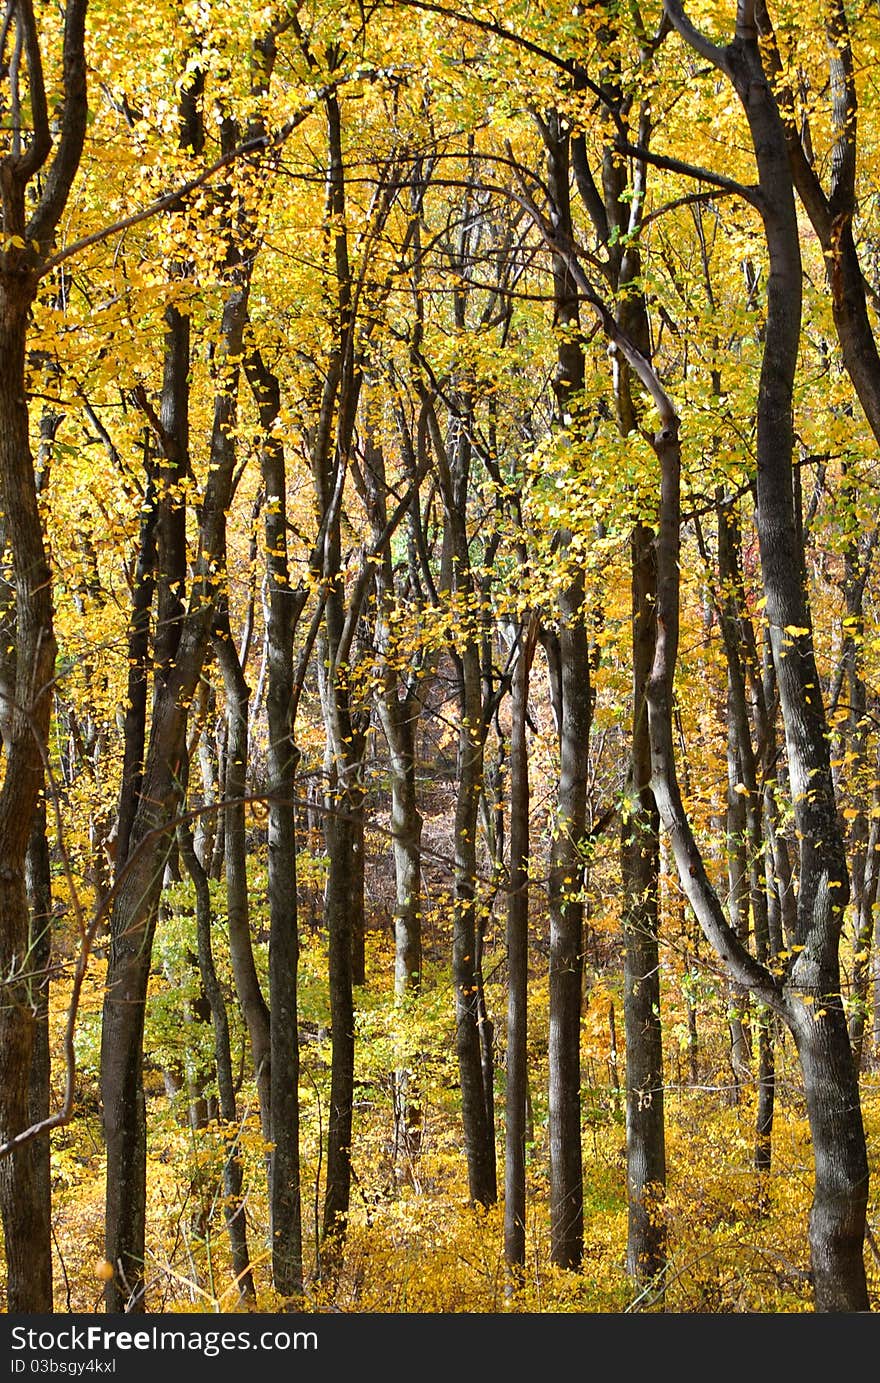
[24,801,53,1309]
[379,694,422,999]
[364,421,427,1176]
[716,496,776,1164]
[546,597,589,1270]
[248,350,305,1303]
[114,455,157,868]
[504,618,535,1275]
[377,687,424,1177]
[452,638,497,1208]
[737,30,869,1312]
[0,307,59,1314]
[0,0,85,1307]
[321,786,356,1251]
[178,818,255,1303]
[101,216,201,1312]
[623,522,666,1289]
[349,769,367,991]
[790,1004,871,1310]
[214,627,272,1140]
[543,110,588,1273]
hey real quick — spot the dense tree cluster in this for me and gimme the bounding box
[3,0,880,1314]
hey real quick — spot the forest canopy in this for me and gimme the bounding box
[2,0,880,1315]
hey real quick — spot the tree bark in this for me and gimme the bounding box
[214,624,272,1141]
[623,523,666,1288]
[0,0,87,1310]
[247,350,305,1303]
[24,800,53,1309]
[447,632,497,1208]
[543,110,588,1272]
[320,768,356,1250]
[504,618,535,1274]
[363,422,427,1179]
[0,306,59,1315]
[177,817,255,1303]
[546,599,589,1270]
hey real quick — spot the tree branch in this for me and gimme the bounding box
[37,133,272,278]
[663,0,733,75]
[27,0,89,253]
[614,139,760,208]
[15,0,51,181]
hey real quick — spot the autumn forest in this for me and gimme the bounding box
[4,0,880,1318]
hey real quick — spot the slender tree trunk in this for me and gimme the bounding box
[377,687,424,1176]
[365,423,427,1174]
[178,818,255,1302]
[852,790,880,1070]
[24,801,53,1309]
[0,0,86,1309]
[214,628,272,1140]
[546,596,590,1270]
[101,858,159,1311]
[114,457,157,868]
[725,697,751,1102]
[248,350,304,1303]
[716,497,777,1165]
[321,780,356,1249]
[315,607,369,1261]
[350,771,367,990]
[379,696,422,1000]
[309,90,369,1267]
[267,729,302,1303]
[543,110,588,1273]
[504,619,535,1275]
[452,638,497,1208]
[623,523,666,1289]
[102,231,201,1313]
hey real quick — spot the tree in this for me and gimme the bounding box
[100,21,279,1305]
[0,0,88,1312]
[648,0,870,1309]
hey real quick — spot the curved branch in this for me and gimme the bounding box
[390,0,604,90]
[663,0,733,75]
[646,422,782,1011]
[15,0,51,181]
[27,0,88,253]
